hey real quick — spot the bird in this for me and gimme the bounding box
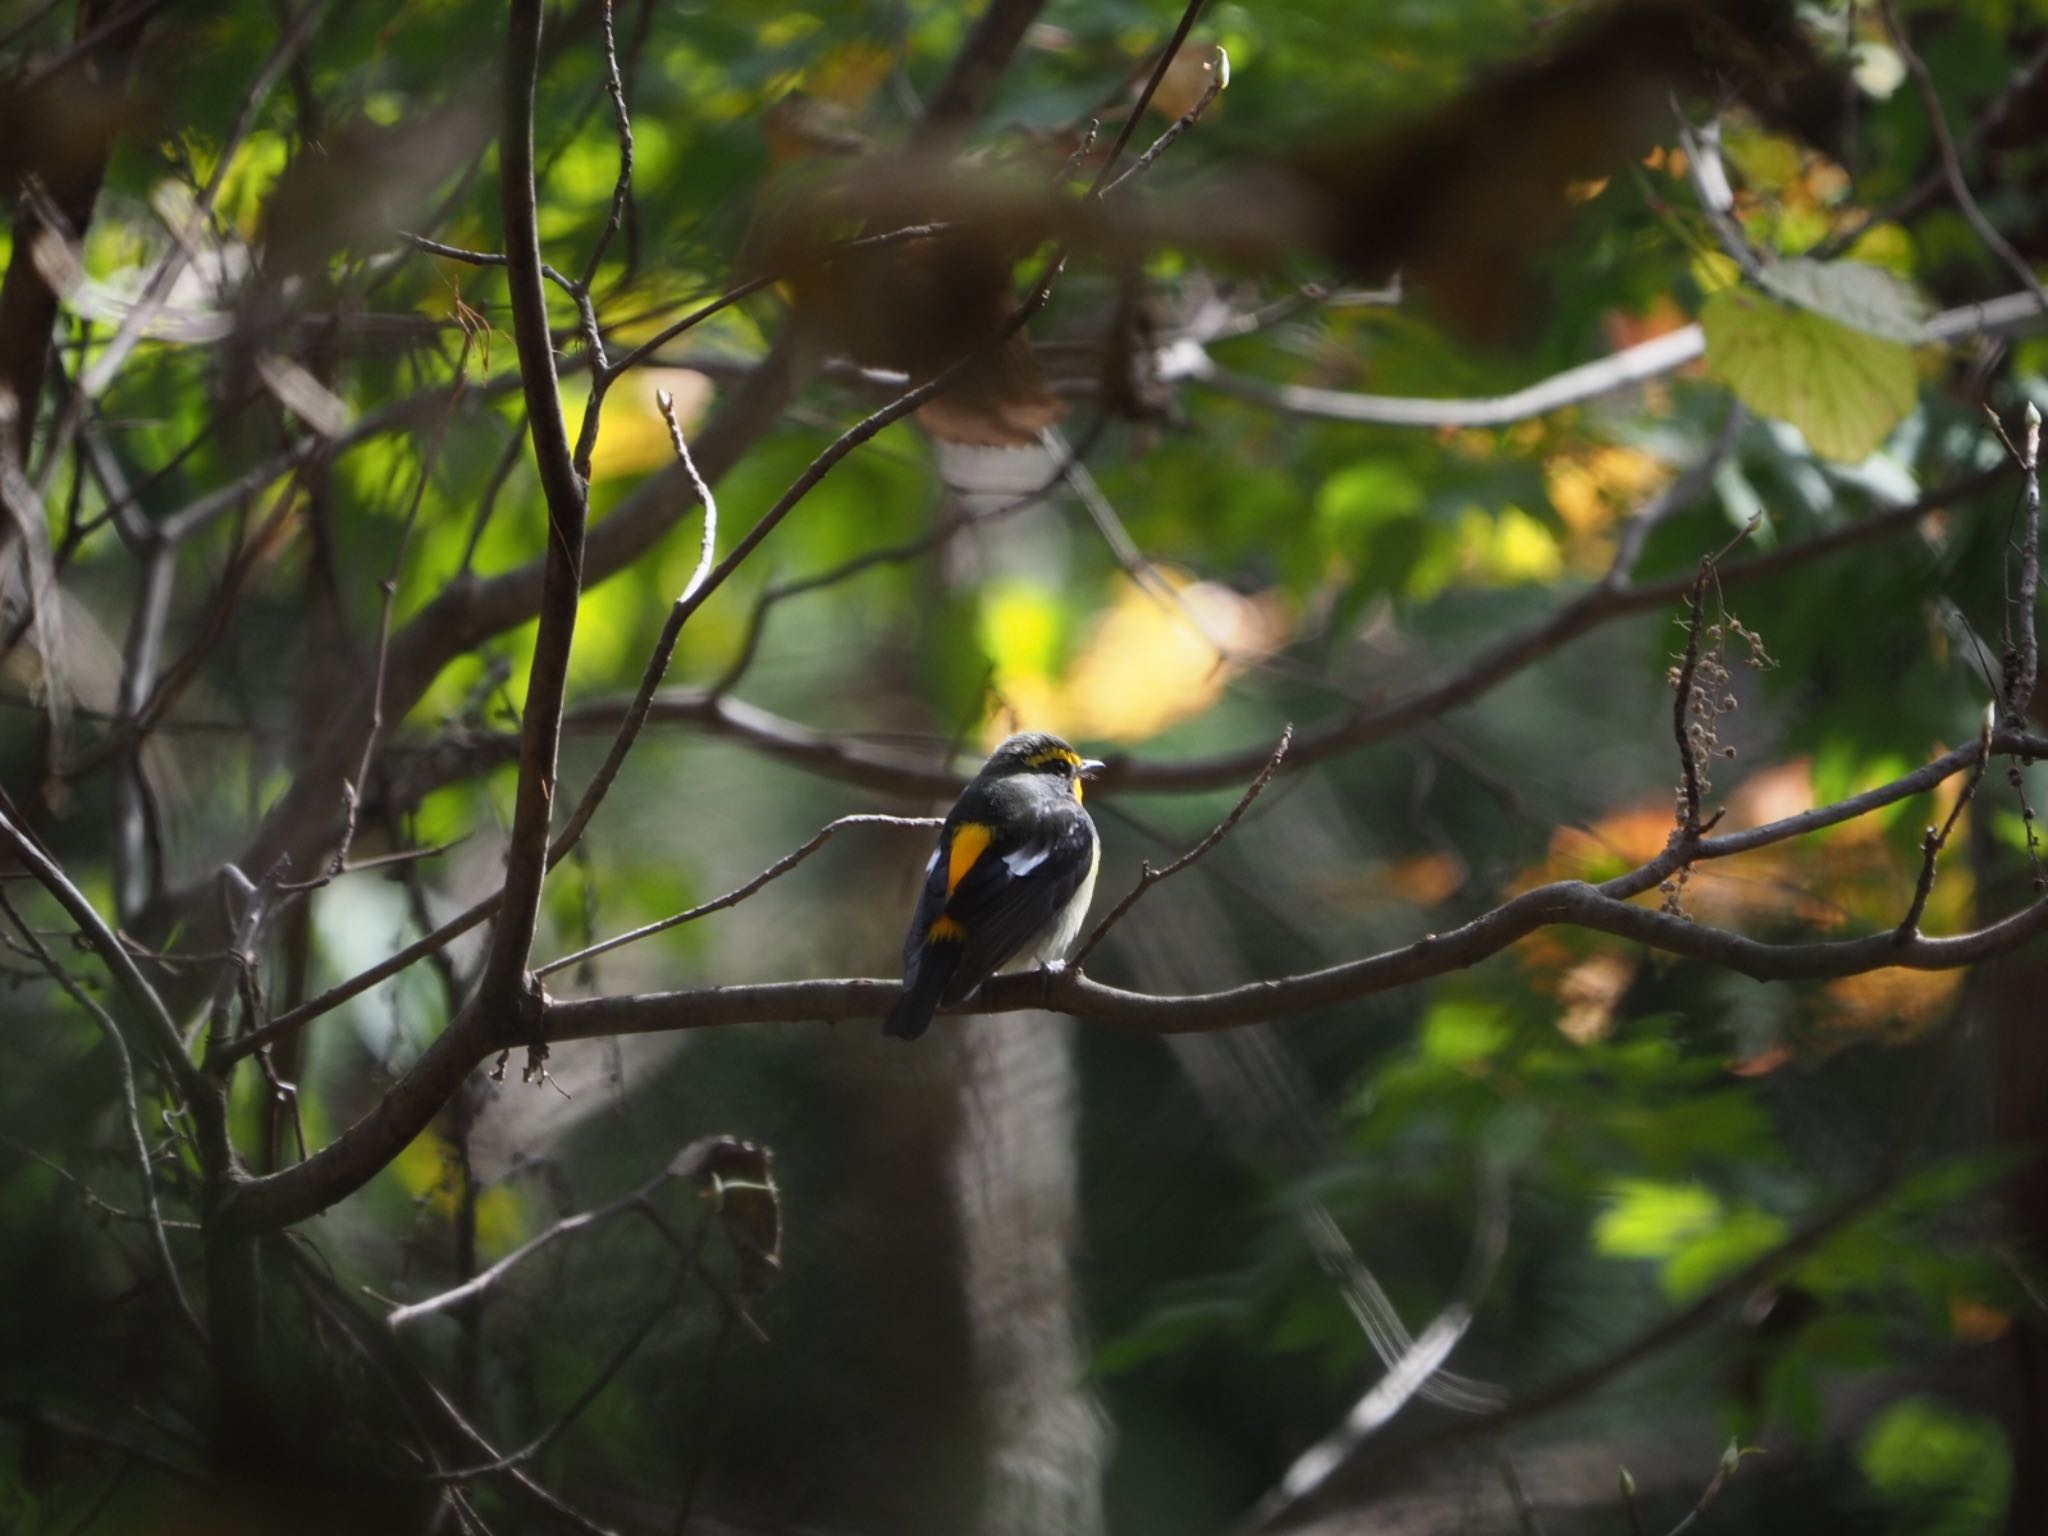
[883,731,1103,1040]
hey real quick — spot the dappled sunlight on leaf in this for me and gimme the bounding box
[983,569,1291,746]
[1386,850,1466,906]
[1543,442,1673,570]
[572,368,714,483]
[1594,1178,1788,1300]
[387,1130,524,1256]
[1858,1396,2012,1534]
[1510,756,1974,1035]
[1819,967,1963,1039]
[1702,287,1916,461]
[1594,1178,1721,1256]
[1556,952,1635,1044]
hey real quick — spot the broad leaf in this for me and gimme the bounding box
[1702,287,1917,461]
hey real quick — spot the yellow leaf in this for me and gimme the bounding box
[1061,573,1286,743]
[1702,287,1915,461]
[572,368,713,482]
[983,570,1291,746]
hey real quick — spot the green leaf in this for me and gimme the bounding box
[1593,1179,1721,1259]
[1418,1000,1511,1065]
[1662,1205,1788,1300]
[1754,258,1931,343]
[1858,1396,2011,1536]
[1702,287,1918,461]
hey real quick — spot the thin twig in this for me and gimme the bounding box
[1621,1467,1647,1536]
[1252,1166,1509,1526]
[1665,1441,1746,1536]
[1670,571,1710,839]
[1895,706,1995,941]
[1086,0,1210,196]
[1071,726,1291,968]
[1099,45,1227,197]
[654,388,718,605]
[2001,402,2042,722]
[385,1135,743,1327]
[1880,0,2048,312]
[413,1277,688,1480]
[0,806,213,1117]
[0,889,203,1341]
[33,0,331,492]
[288,350,472,896]
[578,0,635,287]
[537,814,941,979]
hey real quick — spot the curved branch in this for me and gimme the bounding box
[1172,324,1706,429]
[545,860,2048,1044]
[1175,288,2048,432]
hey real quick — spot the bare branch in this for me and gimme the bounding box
[483,0,596,1005]
[1171,290,2048,432]
[913,0,1050,145]
[1099,45,1228,197]
[386,1134,749,1326]
[1251,1167,1509,1528]
[544,883,2048,1038]
[1896,706,1994,941]
[33,0,331,491]
[1664,1441,1745,1536]
[1071,725,1290,968]
[1087,0,1210,195]
[1273,1185,1885,1527]
[1171,324,1707,429]
[1880,0,2048,312]
[0,805,215,1124]
[654,387,717,606]
[578,0,635,287]
[0,887,203,1341]
[536,813,941,980]
[2001,401,2043,723]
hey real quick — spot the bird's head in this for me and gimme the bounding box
[978,731,1104,801]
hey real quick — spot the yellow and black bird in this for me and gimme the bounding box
[884,732,1103,1040]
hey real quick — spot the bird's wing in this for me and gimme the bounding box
[938,801,1096,1003]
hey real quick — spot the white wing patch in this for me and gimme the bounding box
[1002,843,1051,877]
[925,849,940,875]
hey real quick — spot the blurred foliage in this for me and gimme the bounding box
[3,0,2048,1532]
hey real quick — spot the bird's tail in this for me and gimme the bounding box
[883,951,957,1041]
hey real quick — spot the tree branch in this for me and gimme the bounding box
[912,0,1049,146]
[544,883,2048,1039]
[1880,0,2048,312]
[1172,288,2048,431]
[535,813,940,980]
[0,886,203,1341]
[480,0,594,1007]
[1071,724,1290,968]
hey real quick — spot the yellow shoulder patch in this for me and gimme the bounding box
[927,915,967,943]
[946,822,993,896]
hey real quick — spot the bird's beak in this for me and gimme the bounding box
[1079,759,1106,779]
